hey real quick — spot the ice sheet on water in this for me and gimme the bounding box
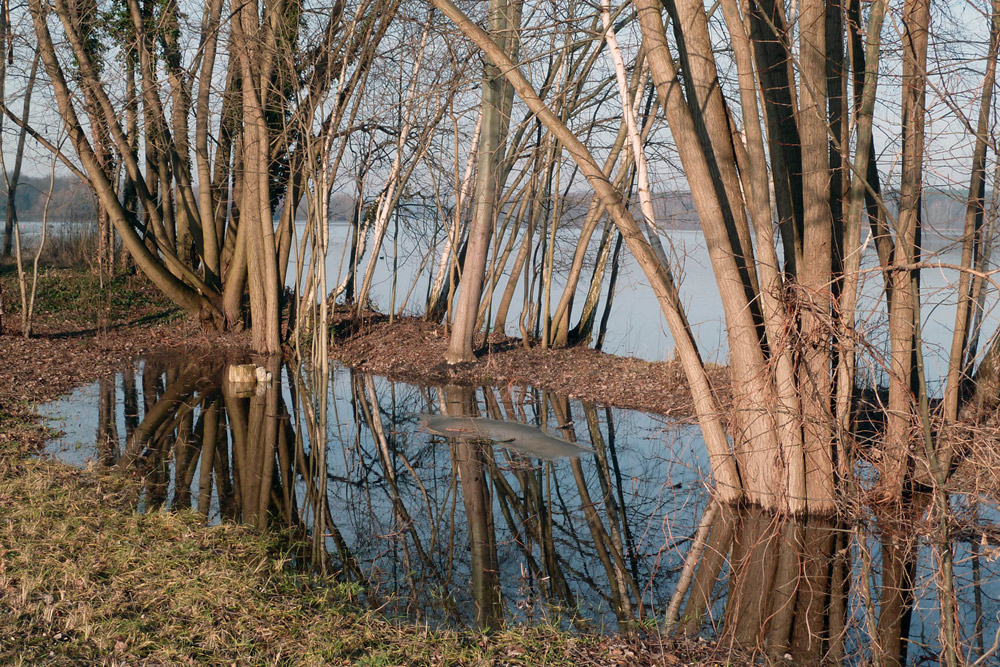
[419,414,593,460]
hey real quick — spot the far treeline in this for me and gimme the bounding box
[0,175,96,223]
[3,0,1000,543]
[1,176,984,235]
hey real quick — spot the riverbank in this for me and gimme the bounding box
[0,266,748,665]
[329,310,729,422]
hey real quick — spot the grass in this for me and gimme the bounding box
[1,263,178,332]
[0,450,639,665]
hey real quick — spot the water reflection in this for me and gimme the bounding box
[43,357,1000,663]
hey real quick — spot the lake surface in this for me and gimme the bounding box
[291,219,1000,388]
[39,355,1000,664]
[17,218,1000,386]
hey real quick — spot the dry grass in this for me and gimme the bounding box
[1,222,99,270]
[0,452,725,666]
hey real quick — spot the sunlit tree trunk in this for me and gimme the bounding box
[797,0,836,508]
[637,0,786,507]
[882,0,930,499]
[231,0,281,355]
[445,0,521,363]
[195,0,225,286]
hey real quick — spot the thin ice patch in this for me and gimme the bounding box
[419,414,593,460]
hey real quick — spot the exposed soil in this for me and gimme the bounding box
[329,310,731,421]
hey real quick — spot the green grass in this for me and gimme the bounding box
[1,266,177,327]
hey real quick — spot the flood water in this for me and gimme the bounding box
[40,355,1000,664]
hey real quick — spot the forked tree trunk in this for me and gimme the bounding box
[232,0,281,355]
[445,0,521,363]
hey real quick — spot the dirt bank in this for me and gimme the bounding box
[329,310,730,421]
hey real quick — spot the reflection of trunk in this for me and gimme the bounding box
[484,387,575,609]
[237,358,280,528]
[666,500,718,632]
[274,402,298,529]
[215,407,237,521]
[97,375,120,466]
[197,395,220,516]
[583,404,640,594]
[550,395,636,622]
[875,536,916,667]
[355,373,439,590]
[443,385,502,628]
[123,370,139,442]
[679,504,734,636]
[490,458,573,608]
[171,398,198,509]
[874,505,923,667]
[724,508,780,646]
[222,375,251,521]
[123,362,202,464]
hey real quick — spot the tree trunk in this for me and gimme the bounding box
[2,54,37,259]
[445,0,521,363]
[231,0,281,355]
[881,0,929,499]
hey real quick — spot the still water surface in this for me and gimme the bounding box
[19,218,1000,382]
[39,355,1000,664]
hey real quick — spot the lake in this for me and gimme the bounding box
[17,216,1000,384]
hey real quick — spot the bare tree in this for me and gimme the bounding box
[429,0,1000,517]
[445,0,522,363]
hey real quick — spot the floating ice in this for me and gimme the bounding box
[419,414,593,460]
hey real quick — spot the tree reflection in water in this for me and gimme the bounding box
[49,356,1000,663]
